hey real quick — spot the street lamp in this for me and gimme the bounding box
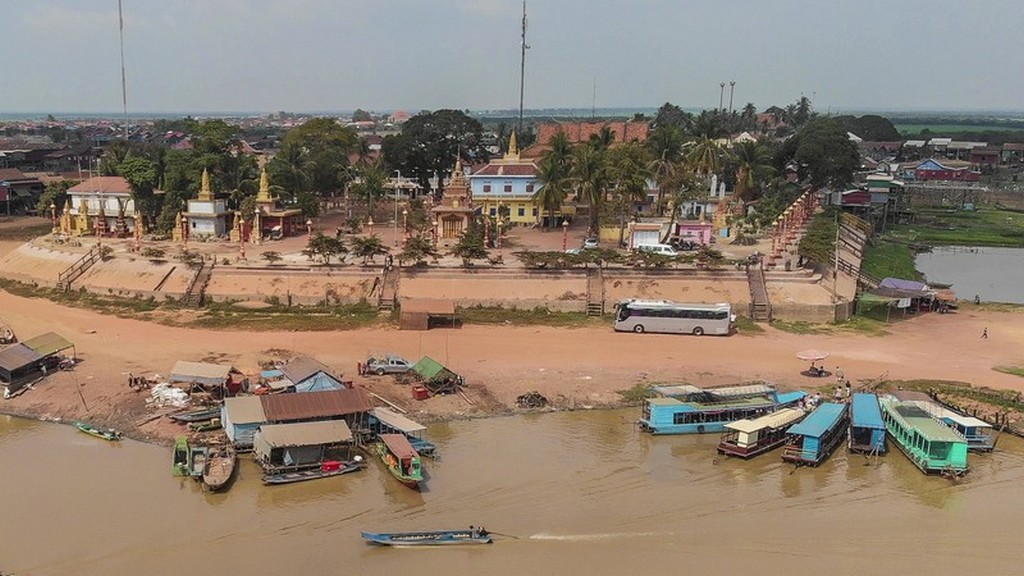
[393,170,401,246]
[253,207,261,245]
[50,202,57,234]
[367,216,374,237]
[431,218,438,244]
[562,218,569,251]
[306,219,313,240]
[402,208,409,245]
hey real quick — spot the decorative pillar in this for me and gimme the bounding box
[253,209,261,245]
[562,218,569,251]
[306,219,313,240]
[402,208,409,245]
[50,202,57,234]
[367,216,374,237]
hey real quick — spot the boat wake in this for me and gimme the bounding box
[530,531,671,542]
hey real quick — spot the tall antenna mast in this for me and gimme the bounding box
[591,77,596,119]
[118,0,128,140]
[518,0,529,135]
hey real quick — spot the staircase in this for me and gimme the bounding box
[585,267,605,316]
[183,261,213,308]
[57,245,103,292]
[747,264,772,322]
[378,267,399,311]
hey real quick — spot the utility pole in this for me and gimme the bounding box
[719,83,725,112]
[518,0,529,136]
[728,81,736,114]
[118,0,128,141]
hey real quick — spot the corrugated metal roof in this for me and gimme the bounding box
[280,356,334,385]
[169,361,232,384]
[786,403,846,438]
[653,385,703,397]
[851,393,885,429]
[255,420,353,448]
[411,356,456,381]
[380,433,418,459]
[261,389,371,422]
[726,408,804,433]
[881,398,965,442]
[223,395,266,424]
[372,407,426,434]
[0,344,42,373]
[20,332,74,357]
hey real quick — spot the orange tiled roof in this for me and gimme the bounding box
[67,176,133,195]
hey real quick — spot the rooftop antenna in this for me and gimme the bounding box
[118,0,128,140]
[518,0,530,135]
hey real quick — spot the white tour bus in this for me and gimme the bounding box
[613,299,735,336]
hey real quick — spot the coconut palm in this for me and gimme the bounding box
[348,159,388,216]
[534,156,571,230]
[570,142,609,237]
[733,141,775,201]
[647,125,684,215]
[608,141,652,245]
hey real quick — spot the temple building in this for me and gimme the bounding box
[430,157,477,245]
[468,132,544,226]
[253,168,302,239]
[64,176,138,237]
[183,168,230,238]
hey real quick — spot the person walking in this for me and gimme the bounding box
[982,327,988,339]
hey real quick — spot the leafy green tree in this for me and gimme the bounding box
[450,219,488,266]
[653,102,692,131]
[36,180,73,215]
[351,109,373,122]
[350,235,389,265]
[381,109,486,194]
[261,251,282,265]
[732,141,775,201]
[304,233,347,265]
[608,141,651,245]
[798,210,839,265]
[787,118,860,189]
[273,118,358,199]
[398,234,440,267]
[348,159,389,216]
[118,156,159,224]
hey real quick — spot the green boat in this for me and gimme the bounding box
[189,444,209,479]
[375,434,423,489]
[75,422,121,441]
[879,397,969,476]
[172,436,190,477]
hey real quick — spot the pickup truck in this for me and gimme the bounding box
[362,355,412,376]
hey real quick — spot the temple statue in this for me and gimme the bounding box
[76,199,90,236]
[172,211,184,242]
[198,168,214,202]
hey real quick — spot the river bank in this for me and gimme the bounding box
[3,287,1024,446]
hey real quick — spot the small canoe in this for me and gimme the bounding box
[172,436,190,476]
[170,408,221,423]
[263,459,365,485]
[202,444,237,491]
[189,444,209,479]
[362,529,493,546]
[75,422,121,441]
[188,418,222,432]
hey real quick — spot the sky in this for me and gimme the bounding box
[3,0,1023,115]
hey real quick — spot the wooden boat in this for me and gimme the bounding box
[172,436,191,477]
[369,407,439,459]
[849,393,887,455]
[262,458,365,485]
[361,529,493,546]
[717,408,806,459]
[781,403,848,466]
[75,422,121,441]
[188,418,222,432]
[375,434,423,489]
[890,393,995,452]
[189,444,209,479]
[170,408,221,423]
[639,383,806,435]
[879,397,969,475]
[202,444,237,491]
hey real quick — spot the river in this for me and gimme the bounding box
[916,246,1024,304]
[2,411,1023,575]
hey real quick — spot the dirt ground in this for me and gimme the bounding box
[2,284,1023,445]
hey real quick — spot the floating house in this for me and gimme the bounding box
[253,420,355,472]
[849,393,887,455]
[369,407,436,458]
[222,388,372,449]
[279,356,348,393]
[717,407,806,459]
[879,397,969,475]
[889,392,993,453]
[169,360,244,398]
[221,395,266,449]
[781,402,848,466]
[639,384,806,435]
[0,332,75,394]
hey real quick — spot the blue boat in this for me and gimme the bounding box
[781,402,848,466]
[639,383,806,435]
[361,529,493,547]
[849,393,887,455]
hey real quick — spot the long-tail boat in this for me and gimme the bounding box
[75,422,121,441]
[375,434,423,489]
[262,459,365,485]
[361,528,493,546]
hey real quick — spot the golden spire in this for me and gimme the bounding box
[257,167,272,202]
[449,156,467,187]
[198,168,213,201]
[504,131,520,160]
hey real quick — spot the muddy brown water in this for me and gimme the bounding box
[2,411,1022,575]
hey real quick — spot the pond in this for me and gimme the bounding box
[916,246,1024,304]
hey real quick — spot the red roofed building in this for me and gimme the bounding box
[522,120,649,158]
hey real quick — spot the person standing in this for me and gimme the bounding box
[982,327,988,339]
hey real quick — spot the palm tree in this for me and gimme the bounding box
[570,143,609,237]
[733,141,775,201]
[609,141,651,245]
[534,157,570,230]
[349,159,388,216]
[647,125,684,215]
[685,135,728,178]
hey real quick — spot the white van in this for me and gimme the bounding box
[635,243,679,257]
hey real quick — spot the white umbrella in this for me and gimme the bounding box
[796,349,829,362]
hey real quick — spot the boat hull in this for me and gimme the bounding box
[202,445,237,491]
[375,441,423,489]
[75,422,121,441]
[361,530,493,546]
[263,461,364,485]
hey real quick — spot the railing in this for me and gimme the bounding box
[57,245,103,291]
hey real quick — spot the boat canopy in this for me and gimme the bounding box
[255,420,353,449]
[372,407,426,434]
[851,393,885,429]
[380,433,418,459]
[654,383,774,398]
[786,403,846,439]
[880,399,966,442]
[725,408,804,433]
[943,413,992,429]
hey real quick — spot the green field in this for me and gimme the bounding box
[886,208,1024,247]
[895,123,1020,134]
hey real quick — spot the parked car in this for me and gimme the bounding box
[583,237,599,249]
[635,243,679,257]
[362,355,412,376]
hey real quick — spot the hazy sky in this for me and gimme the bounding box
[4,0,1023,115]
